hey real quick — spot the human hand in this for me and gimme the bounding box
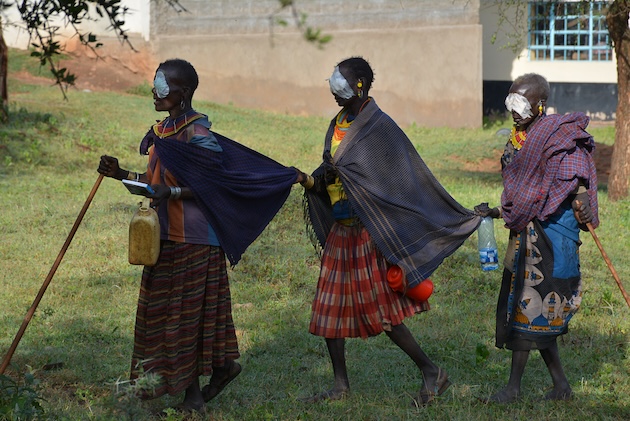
[145,184,172,208]
[291,167,314,189]
[291,167,305,183]
[98,155,125,180]
[572,192,593,225]
[474,202,501,218]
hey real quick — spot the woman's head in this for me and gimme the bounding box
[329,56,374,107]
[153,59,199,116]
[505,73,549,129]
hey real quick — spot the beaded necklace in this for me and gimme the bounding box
[510,125,527,150]
[154,109,204,139]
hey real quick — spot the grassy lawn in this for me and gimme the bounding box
[0,53,629,420]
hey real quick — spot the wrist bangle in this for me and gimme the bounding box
[300,174,315,190]
[169,186,182,200]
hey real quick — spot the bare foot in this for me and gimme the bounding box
[202,361,242,402]
[480,388,520,404]
[411,368,451,407]
[544,387,573,401]
[300,388,349,403]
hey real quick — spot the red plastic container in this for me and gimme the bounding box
[386,265,405,292]
[406,279,434,302]
[386,265,433,302]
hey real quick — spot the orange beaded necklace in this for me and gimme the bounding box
[510,126,527,150]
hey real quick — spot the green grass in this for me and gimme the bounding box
[0,65,629,420]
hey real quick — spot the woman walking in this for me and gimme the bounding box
[301,56,480,406]
[98,58,301,414]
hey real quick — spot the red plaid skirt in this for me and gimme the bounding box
[131,241,239,398]
[309,223,429,339]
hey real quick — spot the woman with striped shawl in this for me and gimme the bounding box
[301,57,480,406]
[475,73,598,403]
[98,59,301,414]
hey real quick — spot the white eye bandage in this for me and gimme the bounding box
[153,70,170,99]
[505,92,533,119]
[328,66,355,100]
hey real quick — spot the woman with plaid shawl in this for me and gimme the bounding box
[476,73,598,403]
[300,57,480,406]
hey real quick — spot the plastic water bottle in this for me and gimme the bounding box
[478,216,499,271]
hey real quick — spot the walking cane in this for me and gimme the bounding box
[584,221,630,309]
[0,174,104,375]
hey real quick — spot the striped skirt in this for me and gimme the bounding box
[309,223,428,339]
[131,241,239,398]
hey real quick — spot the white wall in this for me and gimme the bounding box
[1,0,149,49]
[480,0,617,83]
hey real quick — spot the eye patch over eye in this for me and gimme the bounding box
[154,70,170,99]
[505,92,533,119]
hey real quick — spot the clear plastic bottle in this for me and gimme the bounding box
[478,216,499,271]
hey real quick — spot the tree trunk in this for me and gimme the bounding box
[0,18,8,123]
[607,2,630,201]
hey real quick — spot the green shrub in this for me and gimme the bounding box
[0,366,45,420]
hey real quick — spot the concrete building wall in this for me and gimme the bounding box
[1,0,482,128]
[149,0,483,128]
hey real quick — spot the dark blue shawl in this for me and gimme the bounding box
[152,131,297,265]
[305,100,480,288]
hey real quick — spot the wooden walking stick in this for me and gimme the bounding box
[0,174,104,375]
[584,221,630,309]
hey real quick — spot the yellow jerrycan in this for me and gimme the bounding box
[128,199,160,266]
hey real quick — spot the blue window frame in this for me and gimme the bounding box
[528,1,612,61]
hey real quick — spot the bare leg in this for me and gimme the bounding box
[327,338,350,395]
[385,323,439,383]
[485,350,528,403]
[302,338,350,403]
[540,341,572,400]
[386,323,451,406]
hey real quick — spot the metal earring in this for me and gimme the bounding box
[180,99,186,110]
[538,103,544,114]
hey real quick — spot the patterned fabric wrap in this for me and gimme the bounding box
[501,113,599,232]
[131,241,239,398]
[309,223,428,339]
[145,116,221,245]
[305,99,480,288]
[150,131,297,265]
[495,214,582,350]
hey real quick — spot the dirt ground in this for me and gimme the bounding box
[61,39,156,93]
[14,39,155,94]
[12,44,613,183]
